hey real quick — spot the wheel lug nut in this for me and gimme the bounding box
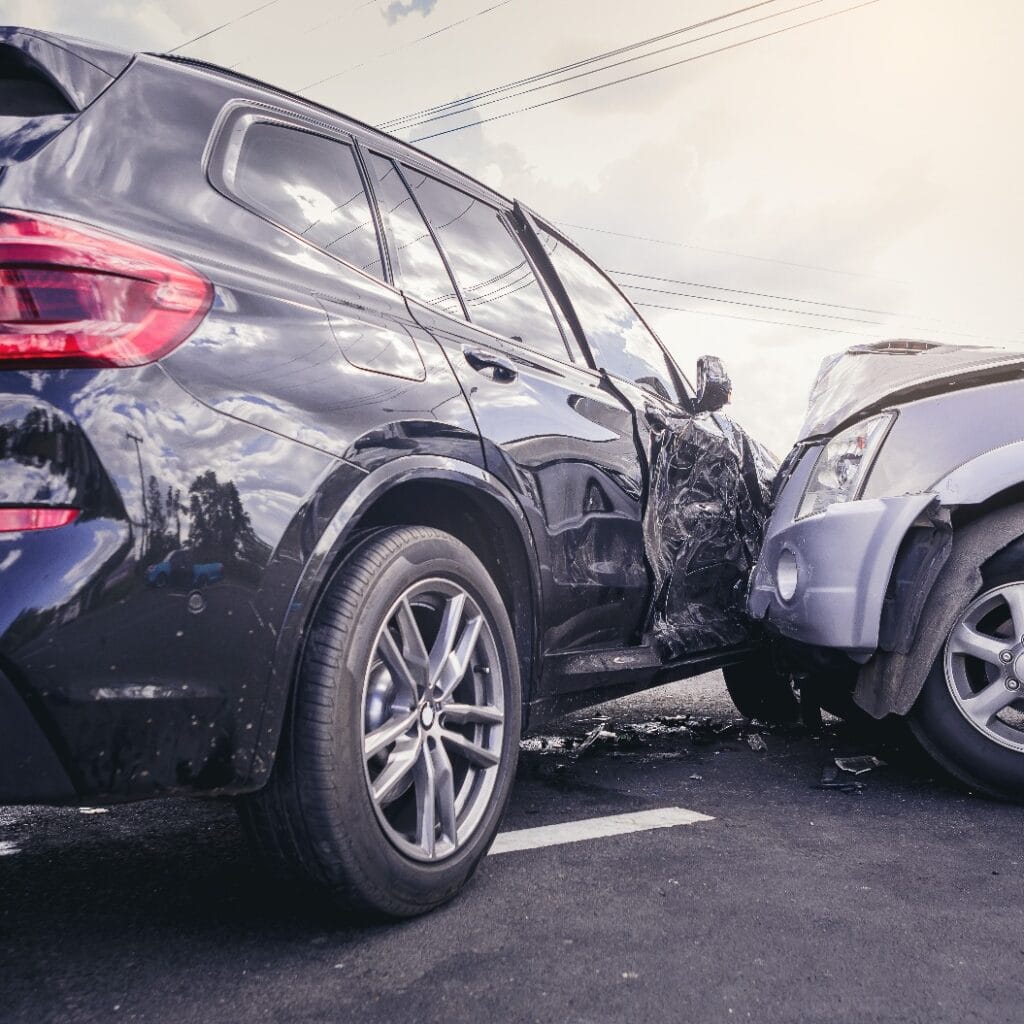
[1008,678,1020,691]
[1000,651,1014,663]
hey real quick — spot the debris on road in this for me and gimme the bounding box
[576,720,613,753]
[835,755,886,775]
[746,733,768,752]
[816,766,865,793]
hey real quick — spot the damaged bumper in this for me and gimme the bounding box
[748,444,935,658]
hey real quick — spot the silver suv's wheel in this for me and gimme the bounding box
[240,526,522,917]
[910,545,1024,801]
[942,583,1024,753]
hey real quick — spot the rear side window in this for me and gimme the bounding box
[368,155,463,318]
[0,45,74,115]
[536,226,679,400]
[233,123,385,279]
[406,173,569,360]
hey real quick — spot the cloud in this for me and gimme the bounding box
[382,0,439,26]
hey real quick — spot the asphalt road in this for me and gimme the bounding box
[1,673,1021,1024]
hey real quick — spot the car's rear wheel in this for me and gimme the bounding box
[909,546,1024,801]
[240,526,522,917]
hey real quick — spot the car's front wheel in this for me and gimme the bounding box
[240,526,522,917]
[909,544,1024,801]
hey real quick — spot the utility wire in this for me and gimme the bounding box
[380,0,782,129]
[614,271,912,319]
[297,0,518,93]
[410,0,884,142]
[229,0,378,70]
[627,284,883,326]
[638,301,886,338]
[563,221,897,282]
[167,0,284,54]
[623,280,1014,344]
[392,0,833,132]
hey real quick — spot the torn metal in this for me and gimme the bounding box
[635,395,776,658]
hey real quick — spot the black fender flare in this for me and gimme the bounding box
[855,503,1024,719]
[248,455,543,783]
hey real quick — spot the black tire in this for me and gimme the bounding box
[240,526,522,917]
[908,542,1024,801]
[723,657,800,724]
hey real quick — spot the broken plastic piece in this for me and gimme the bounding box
[835,755,886,775]
[746,733,768,752]
[815,766,865,793]
[576,721,611,753]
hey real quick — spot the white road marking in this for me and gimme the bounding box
[489,806,714,855]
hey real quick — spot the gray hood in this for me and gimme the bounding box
[799,340,1024,441]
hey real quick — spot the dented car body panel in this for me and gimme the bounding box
[631,388,773,658]
[752,339,1024,716]
[0,28,772,805]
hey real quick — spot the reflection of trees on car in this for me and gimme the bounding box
[140,470,269,584]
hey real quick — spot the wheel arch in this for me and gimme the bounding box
[855,502,1024,720]
[249,457,542,784]
[934,440,1024,509]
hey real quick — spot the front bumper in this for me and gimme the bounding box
[748,446,935,658]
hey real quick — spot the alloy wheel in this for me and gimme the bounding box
[361,578,505,862]
[944,582,1024,753]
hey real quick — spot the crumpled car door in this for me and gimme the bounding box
[613,379,775,658]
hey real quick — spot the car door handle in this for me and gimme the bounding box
[463,347,518,383]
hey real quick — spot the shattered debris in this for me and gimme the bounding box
[835,755,886,775]
[746,733,768,752]
[576,721,615,753]
[815,766,865,794]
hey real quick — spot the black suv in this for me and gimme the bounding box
[0,27,773,915]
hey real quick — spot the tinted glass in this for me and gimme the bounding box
[235,123,384,278]
[536,226,678,399]
[408,174,568,359]
[368,155,463,318]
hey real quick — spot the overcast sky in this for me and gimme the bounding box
[7,0,1021,453]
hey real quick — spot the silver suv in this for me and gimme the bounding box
[745,339,1024,800]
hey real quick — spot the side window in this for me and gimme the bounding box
[405,172,569,361]
[367,154,463,318]
[535,225,679,400]
[233,122,385,279]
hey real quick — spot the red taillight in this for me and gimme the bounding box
[0,210,212,368]
[0,507,79,532]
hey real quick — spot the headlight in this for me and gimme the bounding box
[797,412,895,519]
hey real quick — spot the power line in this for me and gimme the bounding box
[622,279,1015,345]
[167,0,284,54]
[637,300,1005,346]
[409,0,884,142]
[392,0,836,133]
[637,301,878,338]
[613,270,1015,343]
[297,0,518,94]
[614,270,907,318]
[562,221,898,282]
[379,0,782,129]
[229,0,378,70]
[626,284,883,326]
